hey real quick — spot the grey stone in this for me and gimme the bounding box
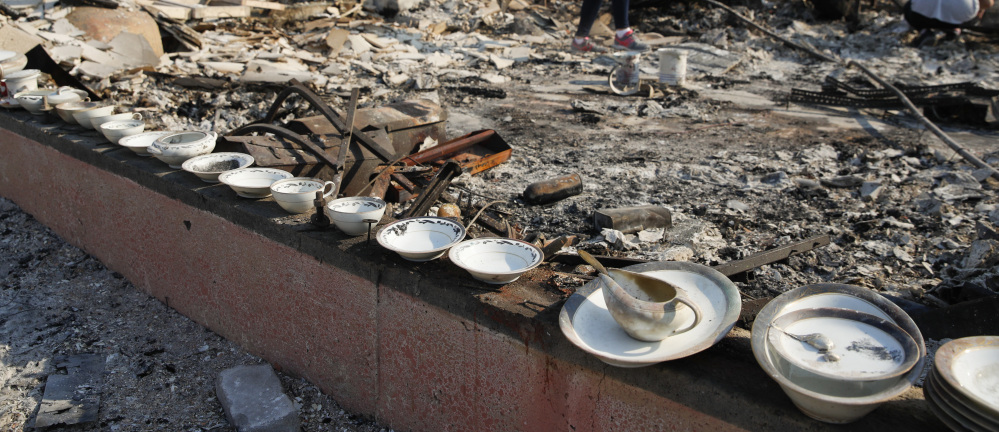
[216,364,299,432]
[761,171,788,184]
[860,181,883,202]
[820,175,864,188]
[962,240,999,269]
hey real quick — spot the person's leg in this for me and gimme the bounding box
[576,0,604,38]
[610,0,630,30]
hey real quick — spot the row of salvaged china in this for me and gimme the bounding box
[562,266,999,427]
[5,84,548,286]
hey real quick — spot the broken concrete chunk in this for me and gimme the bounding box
[490,54,514,69]
[76,61,118,79]
[109,32,160,69]
[216,364,299,432]
[35,354,104,429]
[601,228,639,251]
[346,34,374,54]
[326,28,350,56]
[66,7,164,58]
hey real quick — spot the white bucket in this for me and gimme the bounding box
[658,49,688,86]
[4,69,40,95]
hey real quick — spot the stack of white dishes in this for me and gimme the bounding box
[750,283,926,424]
[924,336,999,431]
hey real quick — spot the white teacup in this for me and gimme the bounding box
[3,69,39,95]
[91,112,141,132]
[270,177,335,214]
[99,119,145,144]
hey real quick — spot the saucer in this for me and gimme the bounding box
[0,97,20,109]
[559,261,740,368]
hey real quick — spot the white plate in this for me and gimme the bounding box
[559,262,740,368]
[769,308,917,381]
[927,369,999,431]
[935,336,999,417]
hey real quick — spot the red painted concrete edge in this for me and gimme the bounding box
[0,124,942,431]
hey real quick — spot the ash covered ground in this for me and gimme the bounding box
[3,0,999,429]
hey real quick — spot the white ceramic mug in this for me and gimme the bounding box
[270,178,335,214]
[3,69,39,95]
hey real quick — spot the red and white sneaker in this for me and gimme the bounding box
[613,29,649,51]
[571,37,608,53]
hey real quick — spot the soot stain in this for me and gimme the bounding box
[846,338,901,362]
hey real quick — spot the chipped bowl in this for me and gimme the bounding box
[99,119,145,144]
[181,152,255,183]
[149,131,217,168]
[377,217,466,262]
[326,196,388,236]
[270,177,335,214]
[218,167,293,198]
[449,238,543,284]
[73,105,117,129]
[118,131,175,156]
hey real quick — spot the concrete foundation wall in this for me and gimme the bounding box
[0,116,943,431]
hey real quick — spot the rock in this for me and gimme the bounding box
[637,229,664,243]
[65,7,163,58]
[962,240,999,269]
[820,175,864,188]
[860,181,883,202]
[216,364,300,432]
[762,171,788,184]
[601,228,639,250]
[726,200,749,212]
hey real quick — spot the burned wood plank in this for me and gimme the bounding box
[712,235,831,281]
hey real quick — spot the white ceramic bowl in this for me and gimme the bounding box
[218,168,293,198]
[55,101,100,125]
[149,131,217,168]
[449,238,542,284]
[13,89,56,115]
[750,283,927,424]
[377,217,466,262]
[99,119,145,144]
[4,68,39,95]
[326,197,388,236]
[181,152,255,183]
[73,105,117,129]
[269,177,334,214]
[118,131,175,156]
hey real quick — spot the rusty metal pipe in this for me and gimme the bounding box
[402,130,496,166]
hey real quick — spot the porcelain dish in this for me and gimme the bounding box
[376,217,466,261]
[13,89,58,115]
[750,283,927,424]
[448,238,543,284]
[4,68,39,95]
[327,197,388,236]
[218,168,293,198]
[118,131,174,156]
[269,177,334,214]
[149,131,217,168]
[0,51,27,76]
[767,308,919,382]
[924,353,999,431]
[55,101,99,125]
[99,120,145,144]
[559,261,741,368]
[933,336,999,418]
[181,152,254,183]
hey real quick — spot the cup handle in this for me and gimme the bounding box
[148,145,162,155]
[322,181,336,198]
[132,112,143,120]
[671,292,702,336]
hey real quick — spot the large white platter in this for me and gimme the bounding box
[559,261,740,368]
